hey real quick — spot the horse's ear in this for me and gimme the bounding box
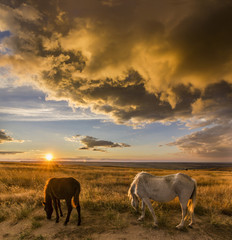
[42,201,46,206]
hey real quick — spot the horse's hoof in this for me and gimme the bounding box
[77,222,81,226]
[137,216,144,221]
[56,219,59,223]
[188,223,194,228]
[176,224,184,230]
[153,223,158,228]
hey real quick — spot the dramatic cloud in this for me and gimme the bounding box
[0,129,24,143]
[65,134,130,152]
[0,1,232,158]
[166,81,232,158]
[191,81,232,123]
[168,124,232,158]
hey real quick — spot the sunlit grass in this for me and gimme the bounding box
[0,162,232,238]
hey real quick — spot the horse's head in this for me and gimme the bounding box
[43,201,53,219]
[128,184,139,211]
[131,195,139,211]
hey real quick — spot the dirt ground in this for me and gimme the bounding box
[0,208,230,240]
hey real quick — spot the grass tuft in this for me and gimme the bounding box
[31,219,42,229]
[18,231,32,240]
[15,204,34,221]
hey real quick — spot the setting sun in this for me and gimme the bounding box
[45,153,53,161]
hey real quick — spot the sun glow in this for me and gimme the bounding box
[45,153,53,161]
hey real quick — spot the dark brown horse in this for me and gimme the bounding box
[43,177,81,225]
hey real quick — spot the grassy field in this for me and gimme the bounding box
[0,162,232,240]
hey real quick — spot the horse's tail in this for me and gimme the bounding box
[72,182,81,208]
[187,179,197,215]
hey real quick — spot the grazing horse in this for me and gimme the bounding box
[128,172,197,229]
[43,177,81,225]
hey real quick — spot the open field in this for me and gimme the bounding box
[0,162,232,240]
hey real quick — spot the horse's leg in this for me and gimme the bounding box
[53,198,59,223]
[189,210,195,228]
[176,196,188,229]
[189,201,195,228]
[58,200,63,217]
[64,198,72,225]
[138,200,146,221]
[142,198,158,227]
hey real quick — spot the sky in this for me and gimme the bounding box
[0,0,232,162]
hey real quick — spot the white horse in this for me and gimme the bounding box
[128,172,197,229]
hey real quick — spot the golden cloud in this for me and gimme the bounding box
[0,0,231,128]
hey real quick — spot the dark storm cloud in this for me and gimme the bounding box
[0,129,24,143]
[65,134,130,151]
[170,2,232,82]
[0,0,232,158]
[43,69,201,124]
[90,74,201,124]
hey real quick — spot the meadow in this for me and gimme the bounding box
[0,161,232,240]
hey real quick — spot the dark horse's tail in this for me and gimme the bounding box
[72,181,81,208]
[72,181,81,225]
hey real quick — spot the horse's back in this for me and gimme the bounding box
[133,172,195,202]
[172,173,195,196]
[175,173,195,185]
[133,172,176,201]
[49,177,78,183]
[47,177,80,199]
[134,172,194,184]
[49,177,80,186]
[135,172,176,186]
[134,172,154,182]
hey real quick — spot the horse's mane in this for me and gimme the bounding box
[44,178,52,200]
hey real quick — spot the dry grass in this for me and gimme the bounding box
[0,162,232,239]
